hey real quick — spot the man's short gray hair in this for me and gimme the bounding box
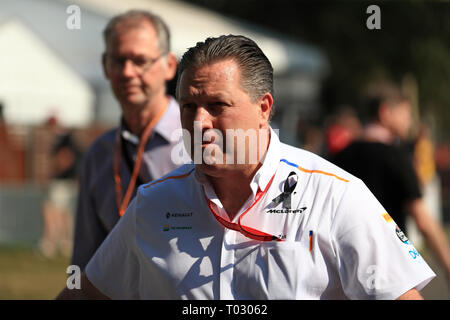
[177,35,274,118]
[103,9,171,54]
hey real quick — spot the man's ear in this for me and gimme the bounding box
[102,53,110,79]
[259,92,274,126]
[164,52,178,82]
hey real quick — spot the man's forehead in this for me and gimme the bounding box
[181,60,240,86]
[387,99,411,111]
[107,21,158,48]
[114,19,156,35]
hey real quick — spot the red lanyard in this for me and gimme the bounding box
[113,105,167,216]
[205,173,283,242]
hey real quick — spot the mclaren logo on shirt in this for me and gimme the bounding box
[269,171,305,214]
[267,207,307,214]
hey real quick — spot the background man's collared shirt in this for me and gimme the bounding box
[71,96,182,270]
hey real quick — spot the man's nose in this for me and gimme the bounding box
[121,60,138,77]
[193,106,213,129]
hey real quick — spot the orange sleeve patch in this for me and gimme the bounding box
[382,212,393,223]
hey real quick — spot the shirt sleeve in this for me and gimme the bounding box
[70,152,108,271]
[331,179,435,300]
[85,192,141,300]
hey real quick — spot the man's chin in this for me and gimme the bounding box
[116,90,146,105]
[119,93,147,107]
[195,161,229,177]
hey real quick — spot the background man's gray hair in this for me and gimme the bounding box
[103,9,171,54]
[177,34,275,118]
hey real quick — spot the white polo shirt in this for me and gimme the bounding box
[85,128,435,299]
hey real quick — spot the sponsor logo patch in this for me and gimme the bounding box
[266,206,307,214]
[382,212,393,223]
[166,212,193,219]
[163,224,192,231]
[395,225,410,244]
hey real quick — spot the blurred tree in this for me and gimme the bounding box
[182,0,450,141]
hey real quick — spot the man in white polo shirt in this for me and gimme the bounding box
[57,35,435,300]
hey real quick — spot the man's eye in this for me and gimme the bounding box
[211,102,227,108]
[112,57,126,65]
[133,58,147,66]
[182,103,196,109]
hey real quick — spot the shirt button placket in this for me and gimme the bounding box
[219,227,236,299]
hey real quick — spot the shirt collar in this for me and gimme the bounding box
[120,96,180,145]
[250,127,281,196]
[195,126,281,200]
[153,96,181,142]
